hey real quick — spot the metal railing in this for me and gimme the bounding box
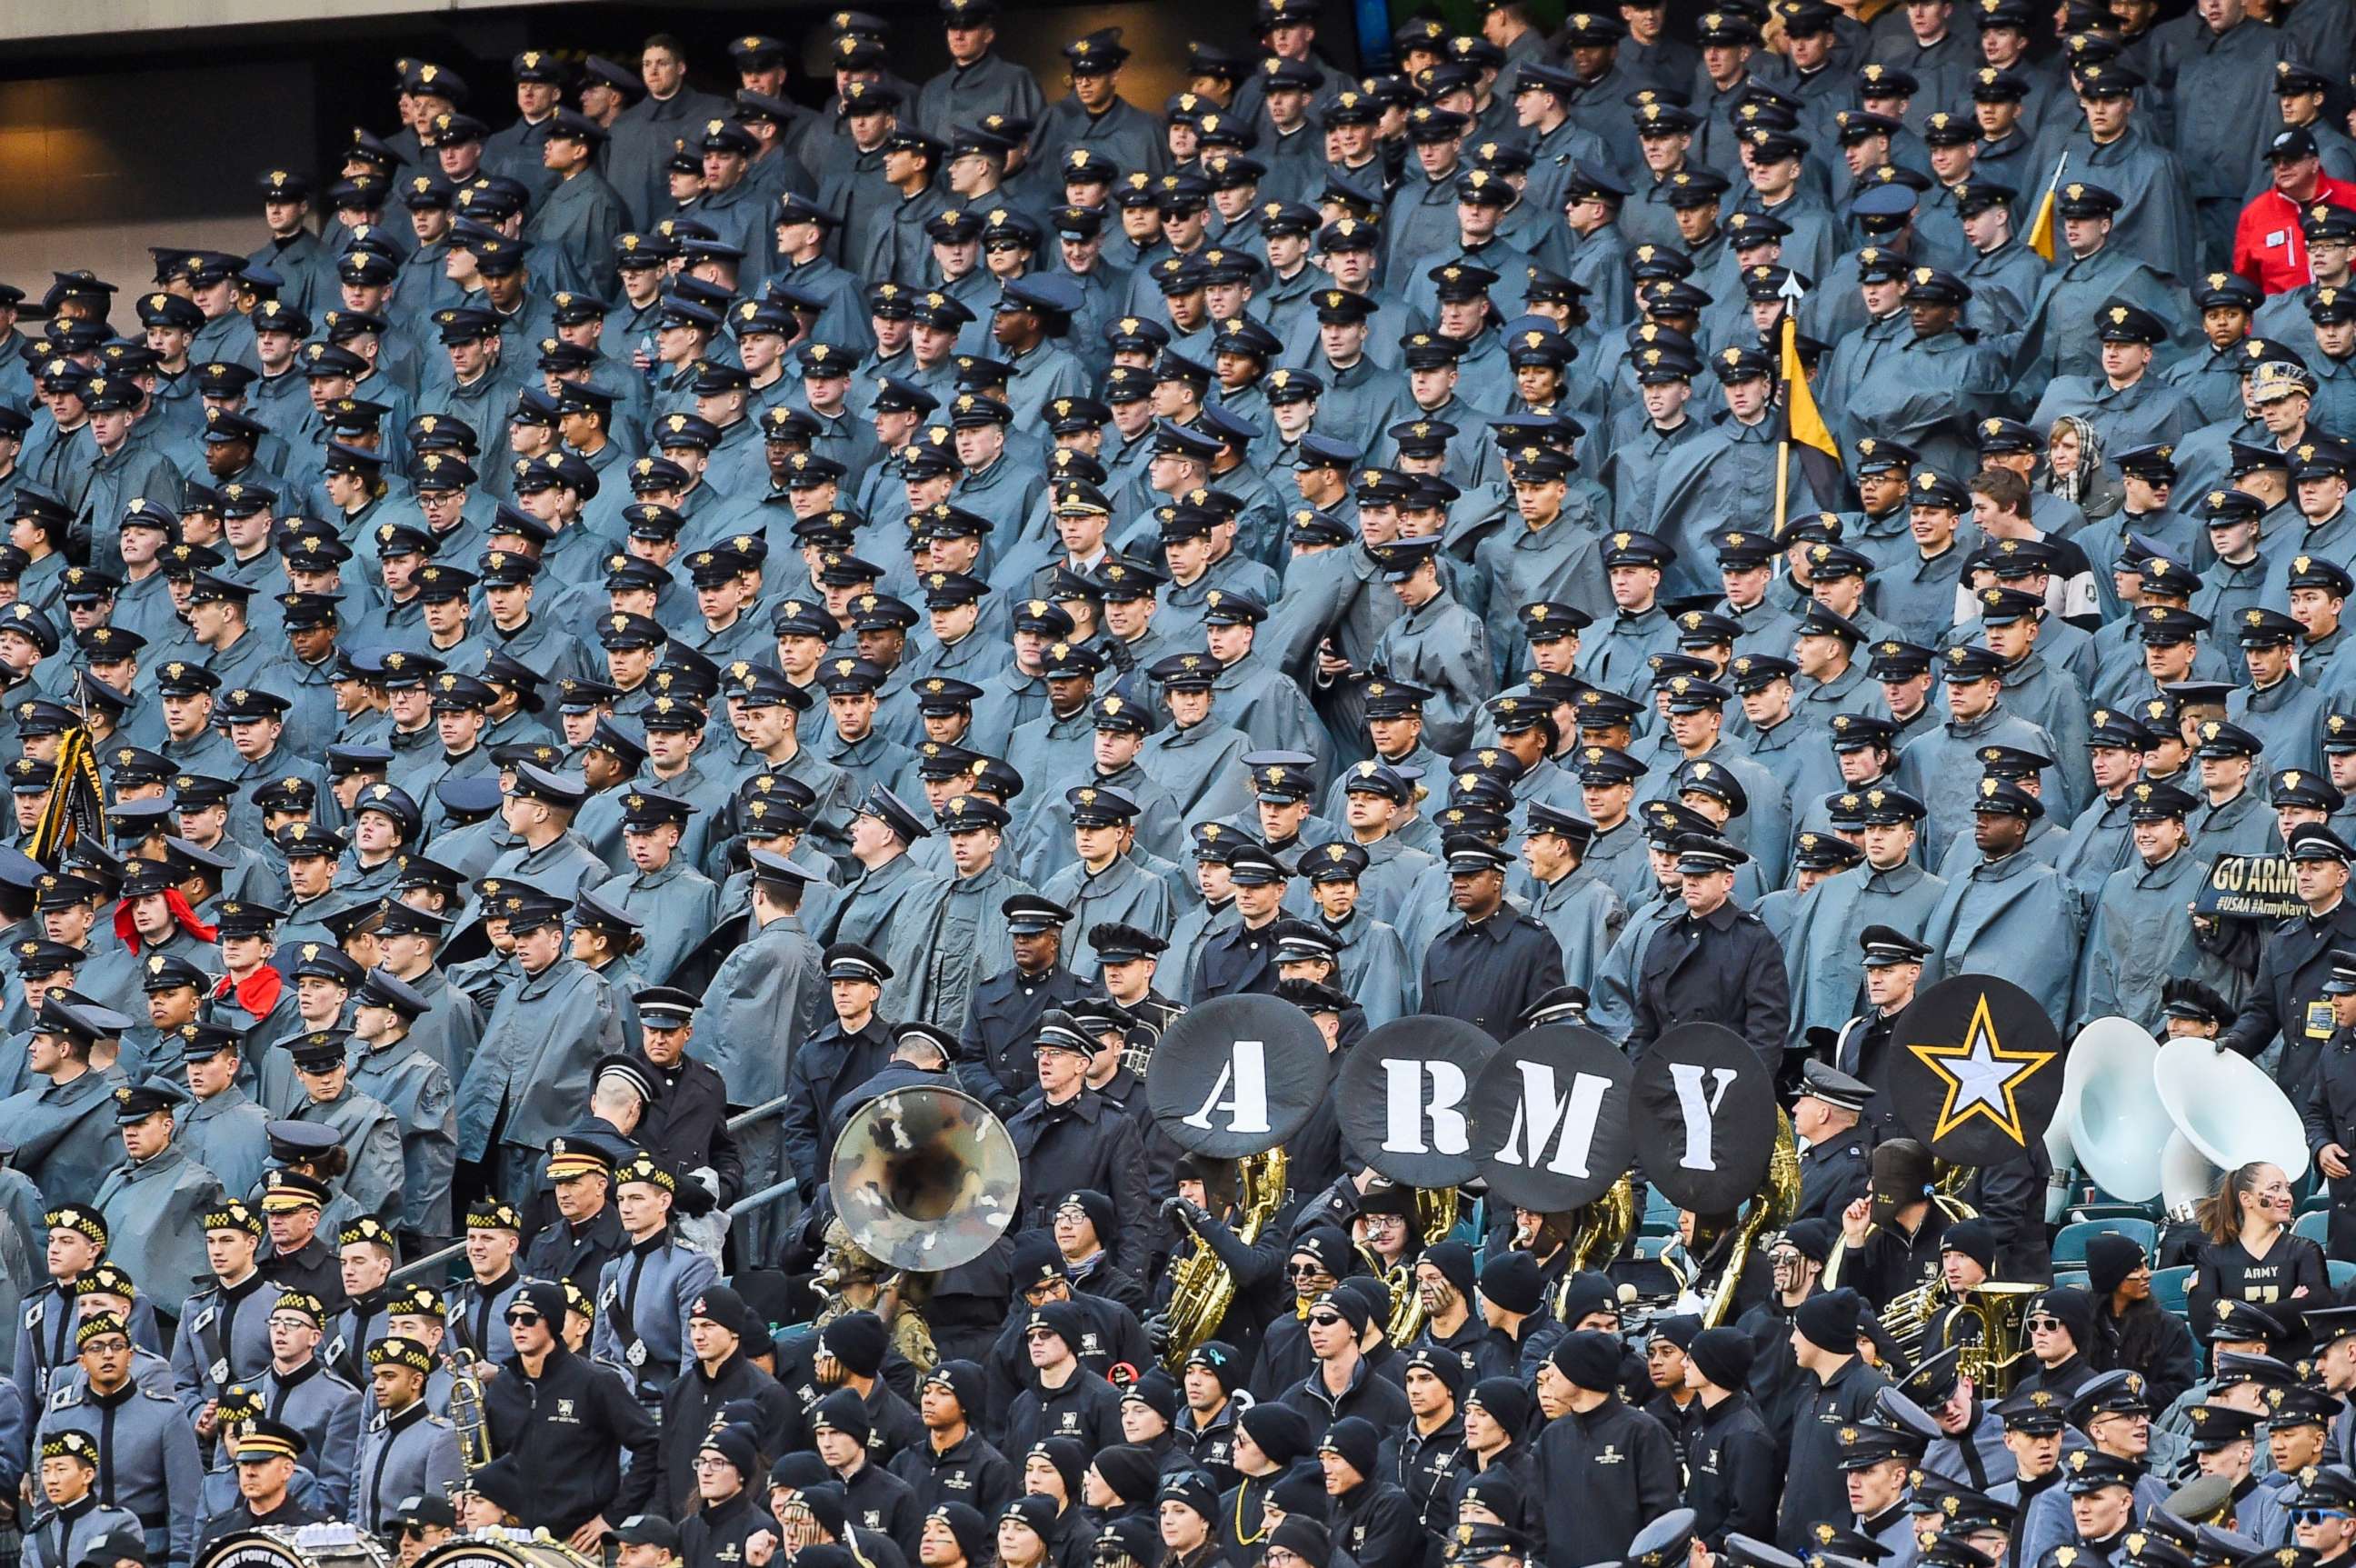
[724,1091,797,1137]
[724,1091,799,1221]
[385,1092,805,1289]
[728,1175,800,1218]
[389,1238,466,1287]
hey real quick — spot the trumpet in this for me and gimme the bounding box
[1874,1161,1979,1353]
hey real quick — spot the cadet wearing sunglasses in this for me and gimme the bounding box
[480,1278,659,1554]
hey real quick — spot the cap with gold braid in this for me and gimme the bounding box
[204,1197,265,1237]
[75,1311,127,1349]
[545,1135,617,1183]
[230,1416,309,1465]
[616,1151,677,1193]
[261,1168,330,1213]
[40,1431,99,1466]
[45,1204,107,1249]
[367,1335,435,1374]
[466,1198,522,1233]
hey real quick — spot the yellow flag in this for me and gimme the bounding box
[2027,185,2058,262]
[2027,153,2070,263]
[1778,315,1837,461]
[1775,314,1841,534]
[27,720,105,869]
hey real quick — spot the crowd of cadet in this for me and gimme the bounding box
[10,4,2356,1568]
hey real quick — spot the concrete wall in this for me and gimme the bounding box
[0,64,316,305]
[0,0,568,46]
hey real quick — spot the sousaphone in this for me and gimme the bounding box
[2062,1017,2168,1205]
[2152,1038,2310,1218]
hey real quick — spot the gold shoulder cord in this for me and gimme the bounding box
[1235,1474,1268,1546]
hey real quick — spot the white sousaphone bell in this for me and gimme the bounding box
[2049,1016,2309,1221]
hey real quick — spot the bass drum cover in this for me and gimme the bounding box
[198,1527,391,1568]
[416,1533,600,1568]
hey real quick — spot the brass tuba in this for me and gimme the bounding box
[1879,1277,1948,1363]
[1540,1174,1638,1323]
[1160,1147,1286,1369]
[1142,994,1334,1371]
[1951,1283,2040,1395]
[1360,1184,1460,1346]
[1877,1164,1980,1358]
[1701,1109,1802,1329]
[1565,1172,1638,1274]
[814,1216,940,1373]
[446,1346,492,1476]
[2151,1035,2314,1220]
[827,1085,1019,1367]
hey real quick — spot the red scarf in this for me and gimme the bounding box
[113,890,219,954]
[215,964,284,1018]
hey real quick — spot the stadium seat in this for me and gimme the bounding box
[2069,1201,2162,1223]
[2052,1217,2157,1265]
[2150,1265,2194,1318]
[2295,1208,2331,1246]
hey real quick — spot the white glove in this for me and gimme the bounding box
[694,1165,720,1197]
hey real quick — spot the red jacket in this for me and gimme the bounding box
[2235,178,2356,294]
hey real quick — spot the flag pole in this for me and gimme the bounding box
[1775,428,1792,535]
[1774,270,1809,535]
[29,674,105,868]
